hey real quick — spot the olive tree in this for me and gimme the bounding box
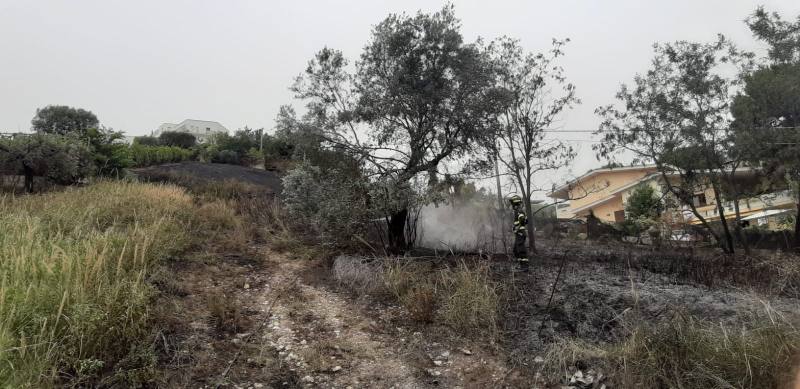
[291,5,501,249]
[595,37,755,254]
[31,105,99,136]
[0,134,93,192]
[733,7,800,252]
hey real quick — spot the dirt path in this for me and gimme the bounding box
[154,236,517,389]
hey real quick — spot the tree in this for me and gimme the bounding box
[489,37,580,253]
[0,134,93,192]
[31,105,99,136]
[732,7,800,252]
[158,131,197,149]
[595,37,755,254]
[625,185,662,219]
[133,136,160,147]
[292,5,501,249]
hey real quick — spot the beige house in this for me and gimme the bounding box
[548,164,796,230]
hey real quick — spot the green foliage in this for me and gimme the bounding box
[0,181,200,386]
[133,136,159,146]
[0,134,94,191]
[158,131,197,149]
[594,37,755,253]
[31,105,99,136]
[625,185,662,219]
[217,150,241,165]
[283,162,371,246]
[85,127,134,176]
[128,144,192,167]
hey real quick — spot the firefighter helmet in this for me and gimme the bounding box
[508,195,523,206]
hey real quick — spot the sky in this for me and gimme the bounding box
[1,0,798,195]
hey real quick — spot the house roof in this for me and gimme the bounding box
[547,164,659,199]
[569,194,618,214]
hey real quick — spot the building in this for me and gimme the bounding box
[152,119,228,143]
[547,164,796,230]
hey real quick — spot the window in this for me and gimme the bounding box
[692,193,707,207]
[206,127,211,132]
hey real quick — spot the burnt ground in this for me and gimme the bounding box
[138,162,284,195]
[500,243,800,367]
[143,175,800,388]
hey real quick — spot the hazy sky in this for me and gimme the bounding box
[1,0,797,186]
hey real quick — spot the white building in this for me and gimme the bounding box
[152,119,228,143]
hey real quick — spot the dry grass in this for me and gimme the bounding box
[206,293,246,334]
[0,180,232,387]
[538,304,800,388]
[333,255,501,339]
[135,170,266,200]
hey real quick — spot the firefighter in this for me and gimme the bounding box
[509,195,529,272]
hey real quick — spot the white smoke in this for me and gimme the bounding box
[415,202,507,251]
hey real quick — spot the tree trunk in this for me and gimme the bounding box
[712,183,735,254]
[659,170,730,254]
[523,199,537,254]
[23,164,34,193]
[388,208,408,251]
[794,203,800,254]
[732,199,751,254]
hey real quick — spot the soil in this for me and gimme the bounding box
[140,162,284,195]
[152,226,516,388]
[147,177,800,388]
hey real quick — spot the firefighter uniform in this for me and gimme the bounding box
[509,196,529,272]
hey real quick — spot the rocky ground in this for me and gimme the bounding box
[152,231,524,388]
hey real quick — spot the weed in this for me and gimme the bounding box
[0,180,234,387]
[538,306,800,388]
[206,293,245,334]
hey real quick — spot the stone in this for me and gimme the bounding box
[577,233,588,240]
[461,348,473,355]
[433,360,443,366]
[302,375,314,383]
[441,351,450,358]
[534,356,544,363]
[244,283,250,289]
[332,366,342,372]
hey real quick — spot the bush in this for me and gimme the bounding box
[0,134,94,191]
[133,136,159,146]
[217,150,241,165]
[86,127,133,176]
[283,162,372,246]
[158,131,197,149]
[128,144,192,167]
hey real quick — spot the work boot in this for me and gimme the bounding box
[517,260,529,273]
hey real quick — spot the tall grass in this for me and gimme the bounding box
[540,306,800,388]
[0,180,200,387]
[334,256,501,339]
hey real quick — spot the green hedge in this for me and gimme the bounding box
[129,145,193,167]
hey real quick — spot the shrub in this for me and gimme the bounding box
[133,135,159,146]
[158,131,197,149]
[283,162,372,247]
[128,144,192,167]
[0,134,94,191]
[86,127,133,176]
[217,150,241,165]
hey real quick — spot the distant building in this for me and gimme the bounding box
[152,119,228,143]
[547,164,795,230]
